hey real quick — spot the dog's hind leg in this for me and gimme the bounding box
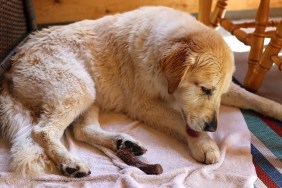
[32,97,93,178]
[72,104,147,156]
[222,82,282,121]
[0,91,56,176]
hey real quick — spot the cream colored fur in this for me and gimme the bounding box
[1,6,282,177]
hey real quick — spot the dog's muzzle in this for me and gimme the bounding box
[203,114,217,132]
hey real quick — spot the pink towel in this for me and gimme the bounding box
[0,105,256,187]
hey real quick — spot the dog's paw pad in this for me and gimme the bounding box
[66,166,77,174]
[117,139,147,156]
[61,163,91,178]
[75,171,91,178]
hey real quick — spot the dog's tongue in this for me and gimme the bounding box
[186,127,201,137]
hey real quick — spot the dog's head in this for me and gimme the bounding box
[160,31,235,132]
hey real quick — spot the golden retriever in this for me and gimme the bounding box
[1,6,282,177]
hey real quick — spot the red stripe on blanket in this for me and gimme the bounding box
[254,161,278,188]
[259,115,282,138]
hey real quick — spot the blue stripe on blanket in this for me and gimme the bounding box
[241,110,282,160]
[251,145,282,186]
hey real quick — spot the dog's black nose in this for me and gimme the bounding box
[204,115,217,132]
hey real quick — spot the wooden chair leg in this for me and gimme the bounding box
[244,0,270,92]
[198,0,213,25]
[244,20,282,91]
[210,0,228,28]
[263,20,282,69]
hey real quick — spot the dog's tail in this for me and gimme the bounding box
[0,82,56,176]
[222,82,282,121]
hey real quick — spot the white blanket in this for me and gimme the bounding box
[0,105,256,187]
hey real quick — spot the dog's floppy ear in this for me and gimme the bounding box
[160,43,191,94]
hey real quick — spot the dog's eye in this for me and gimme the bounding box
[201,86,212,96]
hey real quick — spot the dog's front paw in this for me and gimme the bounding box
[60,160,91,178]
[116,135,147,156]
[188,137,220,164]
